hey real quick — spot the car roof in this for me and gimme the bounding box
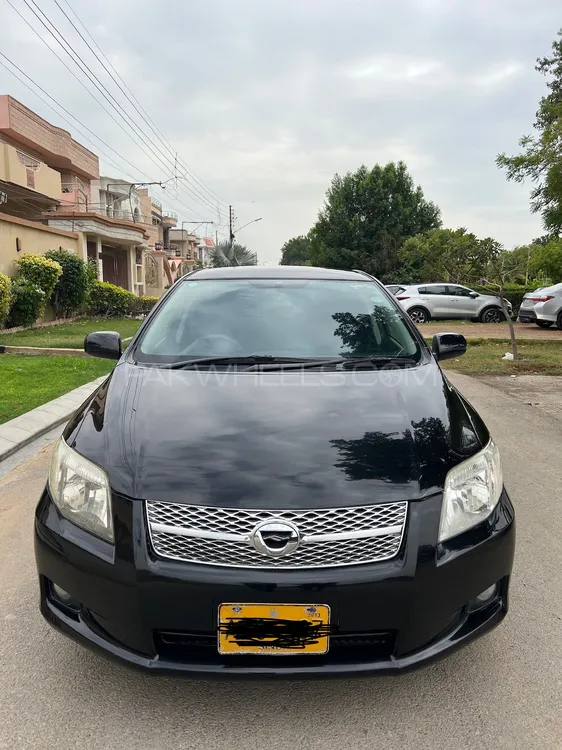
[186,266,375,281]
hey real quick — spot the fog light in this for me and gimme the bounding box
[475,584,497,605]
[52,583,73,604]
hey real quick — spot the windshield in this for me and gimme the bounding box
[135,278,421,364]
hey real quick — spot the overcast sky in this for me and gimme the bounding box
[0,0,560,263]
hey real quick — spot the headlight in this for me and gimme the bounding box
[438,440,503,542]
[48,438,114,543]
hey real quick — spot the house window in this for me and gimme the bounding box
[17,150,41,170]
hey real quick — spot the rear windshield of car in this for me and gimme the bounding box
[134,278,422,364]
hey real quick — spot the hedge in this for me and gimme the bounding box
[14,253,62,298]
[87,280,136,317]
[472,284,537,314]
[0,273,11,327]
[134,296,159,315]
[8,253,62,325]
[7,278,47,328]
[87,281,160,317]
[45,249,90,317]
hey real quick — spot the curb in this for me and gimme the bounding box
[0,376,106,462]
[0,345,88,357]
[0,316,82,336]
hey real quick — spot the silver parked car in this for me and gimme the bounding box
[517,283,562,329]
[387,283,512,324]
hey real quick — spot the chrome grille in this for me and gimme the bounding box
[146,501,408,569]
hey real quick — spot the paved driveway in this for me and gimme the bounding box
[0,373,561,750]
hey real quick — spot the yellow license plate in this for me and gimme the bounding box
[218,603,331,655]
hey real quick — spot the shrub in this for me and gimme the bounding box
[6,278,46,328]
[472,283,537,314]
[0,273,11,327]
[45,249,90,317]
[86,280,137,317]
[133,296,160,315]
[15,253,62,299]
[86,257,98,285]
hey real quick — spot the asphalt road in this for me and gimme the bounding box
[1,372,561,750]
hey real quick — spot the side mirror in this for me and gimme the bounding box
[432,333,467,361]
[468,292,479,299]
[84,331,122,360]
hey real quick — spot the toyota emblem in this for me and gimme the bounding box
[250,519,301,558]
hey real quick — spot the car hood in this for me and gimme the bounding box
[482,293,511,305]
[65,362,488,508]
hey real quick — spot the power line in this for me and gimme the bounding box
[21,0,175,175]
[0,53,209,222]
[6,0,220,218]
[0,51,150,182]
[28,0,224,216]
[53,0,229,213]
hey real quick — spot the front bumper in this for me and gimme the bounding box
[35,489,515,677]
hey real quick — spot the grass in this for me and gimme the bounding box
[0,317,142,349]
[0,354,115,424]
[439,339,562,376]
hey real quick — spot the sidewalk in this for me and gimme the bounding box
[0,376,106,462]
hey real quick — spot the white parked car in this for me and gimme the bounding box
[386,283,512,324]
[517,283,562,329]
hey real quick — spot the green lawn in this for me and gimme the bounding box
[440,339,562,376]
[0,318,142,349]
[0,355,115,424]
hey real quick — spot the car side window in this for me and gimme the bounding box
[447,286,472,297]
[419,285,447,295]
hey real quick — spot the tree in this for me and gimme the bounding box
[480,239,526,360]
[529,237,562,282]
[279,236,311,265]
[308,162,441,279]
[397,228,489,284]
[208,242,257,268]
[496,30,562,233]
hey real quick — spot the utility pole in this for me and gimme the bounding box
[229,205,234,244]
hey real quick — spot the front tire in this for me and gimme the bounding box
[536,320,553,329]
[408,307,430,324]
[480,307,505,324]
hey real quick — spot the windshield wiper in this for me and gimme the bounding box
[339,356,417,369]
[159,355,323,370]
[157,355,417,371]
[244,358,347,372]
[245,356,417,371]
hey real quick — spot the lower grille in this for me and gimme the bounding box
[155,630,395,664]
[146,501,408,569]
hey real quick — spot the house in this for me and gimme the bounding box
[0,94,167,296]
[0,94,89,275]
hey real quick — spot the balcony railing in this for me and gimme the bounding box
[163,210,178,220]
[55,205,153,224]
[151,198,162,210]
[105,208,152,224]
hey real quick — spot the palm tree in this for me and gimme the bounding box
[208,241,258,268]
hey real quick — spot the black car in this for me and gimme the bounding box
[35,266,515,676]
